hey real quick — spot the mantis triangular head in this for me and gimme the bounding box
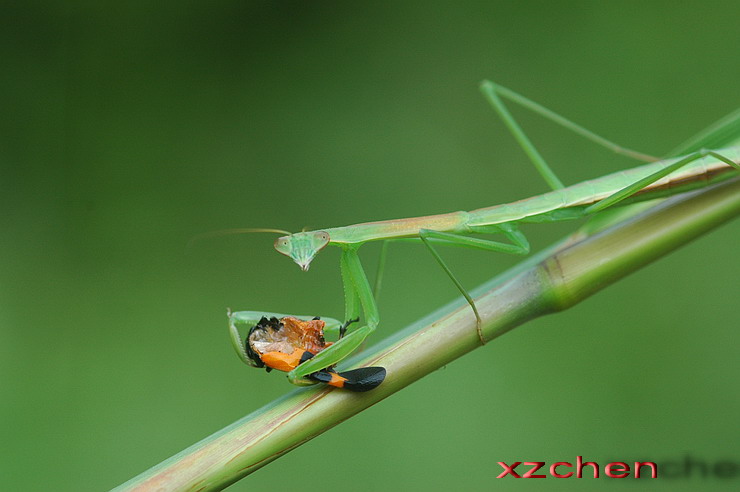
[274,231,330,271]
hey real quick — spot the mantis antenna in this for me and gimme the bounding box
[187,228,291,249]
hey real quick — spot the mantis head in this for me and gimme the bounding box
[274,231,330,271]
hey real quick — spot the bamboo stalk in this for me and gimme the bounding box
[114,177,740,492]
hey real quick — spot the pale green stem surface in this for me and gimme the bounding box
[114,177,740,492]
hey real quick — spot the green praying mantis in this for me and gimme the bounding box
[228,80,740,388]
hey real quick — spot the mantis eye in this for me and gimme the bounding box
[274,237,291,255]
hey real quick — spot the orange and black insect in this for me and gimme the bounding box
[242,315,385,392]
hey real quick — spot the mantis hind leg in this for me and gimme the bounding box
[585,150,740,214]
[419,224,531,345]
[479,80,659,191]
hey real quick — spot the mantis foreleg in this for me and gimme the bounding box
[341,247,380,327]
[228,310,344,365]
[340,248,362,334]
[287,247,379,382]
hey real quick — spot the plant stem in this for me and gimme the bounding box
[114,177,740,492]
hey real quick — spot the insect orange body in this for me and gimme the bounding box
[244,316,384,391]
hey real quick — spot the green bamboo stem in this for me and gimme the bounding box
[114,177,740,492]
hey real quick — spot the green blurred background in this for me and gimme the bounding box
[2,1,738,490]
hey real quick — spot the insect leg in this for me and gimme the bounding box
[287,322,377,383]
[585,150,740,214]
[338,317,359,340]
[341,246,380,327]
[340,247,362,327]
[419,233,484,344]
[227,309,257,365]
[668,108,740,156]
[421,226,530,255]
[479,80,564,191]
[228,310,344,365]
[479,80,658,181]
[418,224,531,345]
[288,248,379,382]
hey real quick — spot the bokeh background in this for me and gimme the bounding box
[2,2,738,490]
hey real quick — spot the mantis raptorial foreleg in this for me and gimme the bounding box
[340,248,362,331]
[228,310,345,364]
[586,150,740,214]
[287,247,379,382]
[341,247,380,327]
[479,80,659,192]
[418,223,531,345]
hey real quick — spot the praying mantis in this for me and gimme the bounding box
[228,80,740,389]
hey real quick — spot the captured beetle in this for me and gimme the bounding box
[229,311,385,392]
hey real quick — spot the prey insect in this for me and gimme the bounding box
[229,310,386,391]
[221,81,740,388]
